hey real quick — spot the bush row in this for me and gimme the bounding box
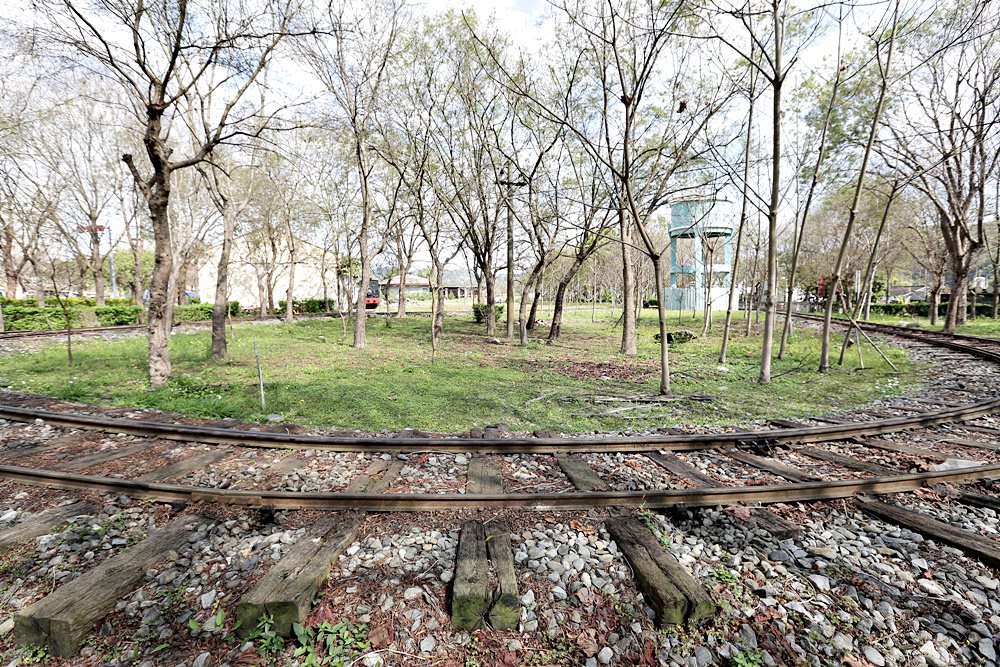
[1,305,79,330]
[1,300,240,330]
[0,296,136,308]
[277,299,335,314]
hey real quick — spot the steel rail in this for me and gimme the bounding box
[794,313,1000,356]
[0,398,998,453]
[0,315,998,510]
[1,461,999,511]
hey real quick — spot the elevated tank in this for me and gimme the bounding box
[664,199,736,312]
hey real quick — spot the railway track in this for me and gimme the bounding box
[2,315,1000,663]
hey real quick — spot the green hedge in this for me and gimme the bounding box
[2,305,78,330]
[173,303,214,323]
[94,305,143,326]
[278,299,334,314]
[472,303,504,324]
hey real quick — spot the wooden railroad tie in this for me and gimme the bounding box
[646,450,801,539]
[856,497,1000,570]
[0,433,89,461]
[235,457,402,638]
[797,446,900,476]
[605,516,715,626]
[53,440,153,472]
[957,493,1000,514]
[452,520,490,629]
[235,516,363,638]
[936,436,1000,452]
[453,457,520,630]
[14,514,206,657]
[556,455,608,492]
[138,448,231,482]
[0,501,95,552]
[855,438,947,463]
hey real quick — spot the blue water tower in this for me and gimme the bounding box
[664,199,735,312]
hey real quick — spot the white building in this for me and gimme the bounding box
[196,235,337,309]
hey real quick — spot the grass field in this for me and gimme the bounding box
[1,306,921,433]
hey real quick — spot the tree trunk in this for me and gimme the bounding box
[548,257,585,341]
[527,267,543,330]
[132,239,143,306]
[930,285,941,326]
[945,264,969,332]
[146,191,173,388]
[619,210,637,356]
[91,229,105,306]
[760,41,782,384]
[506,178,515,339]
[518,275,533,347]
[211,205,235,359]
[285,242,296,322]
[652,254,670,395]
[397,256,412,318]
[3,227,18,297]
[484,266,497,336]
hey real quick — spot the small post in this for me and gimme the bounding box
[254,340,266,411]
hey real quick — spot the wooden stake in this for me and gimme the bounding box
[254,340,266,411]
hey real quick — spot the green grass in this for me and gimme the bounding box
[0,306,921,433]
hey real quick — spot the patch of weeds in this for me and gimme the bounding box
[155,585,188,610]
[607,592,638,622]
[732,649,765,667]
[638,510,672,547]
[291,620,370,667]
[16,645,50,665]
[464,630,484,667]
[527,636,577,666]
[710,566,740,586]
[247,613,285,665]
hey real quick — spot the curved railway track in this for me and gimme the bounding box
[0,314,998,511]
[4,313,1000,662]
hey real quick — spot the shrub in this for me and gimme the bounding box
[2,305,78,330]
[173,303,214,323]
[644,298,659,308]
[94,305,143,326]
[472,303,504,324]
[299,299,335,313]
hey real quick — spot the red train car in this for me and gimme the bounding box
[364,278,381,309]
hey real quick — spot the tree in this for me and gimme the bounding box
[300,0,404,349]
[32,0,303,387]
[482,0,732,393]
[878,1,1000,331]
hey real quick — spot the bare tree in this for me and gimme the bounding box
[878,1,1000,331]
[32,0,303,386]
[300,0,403,349]
[816,3,899,371]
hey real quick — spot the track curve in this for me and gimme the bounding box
[0,313,997,511]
